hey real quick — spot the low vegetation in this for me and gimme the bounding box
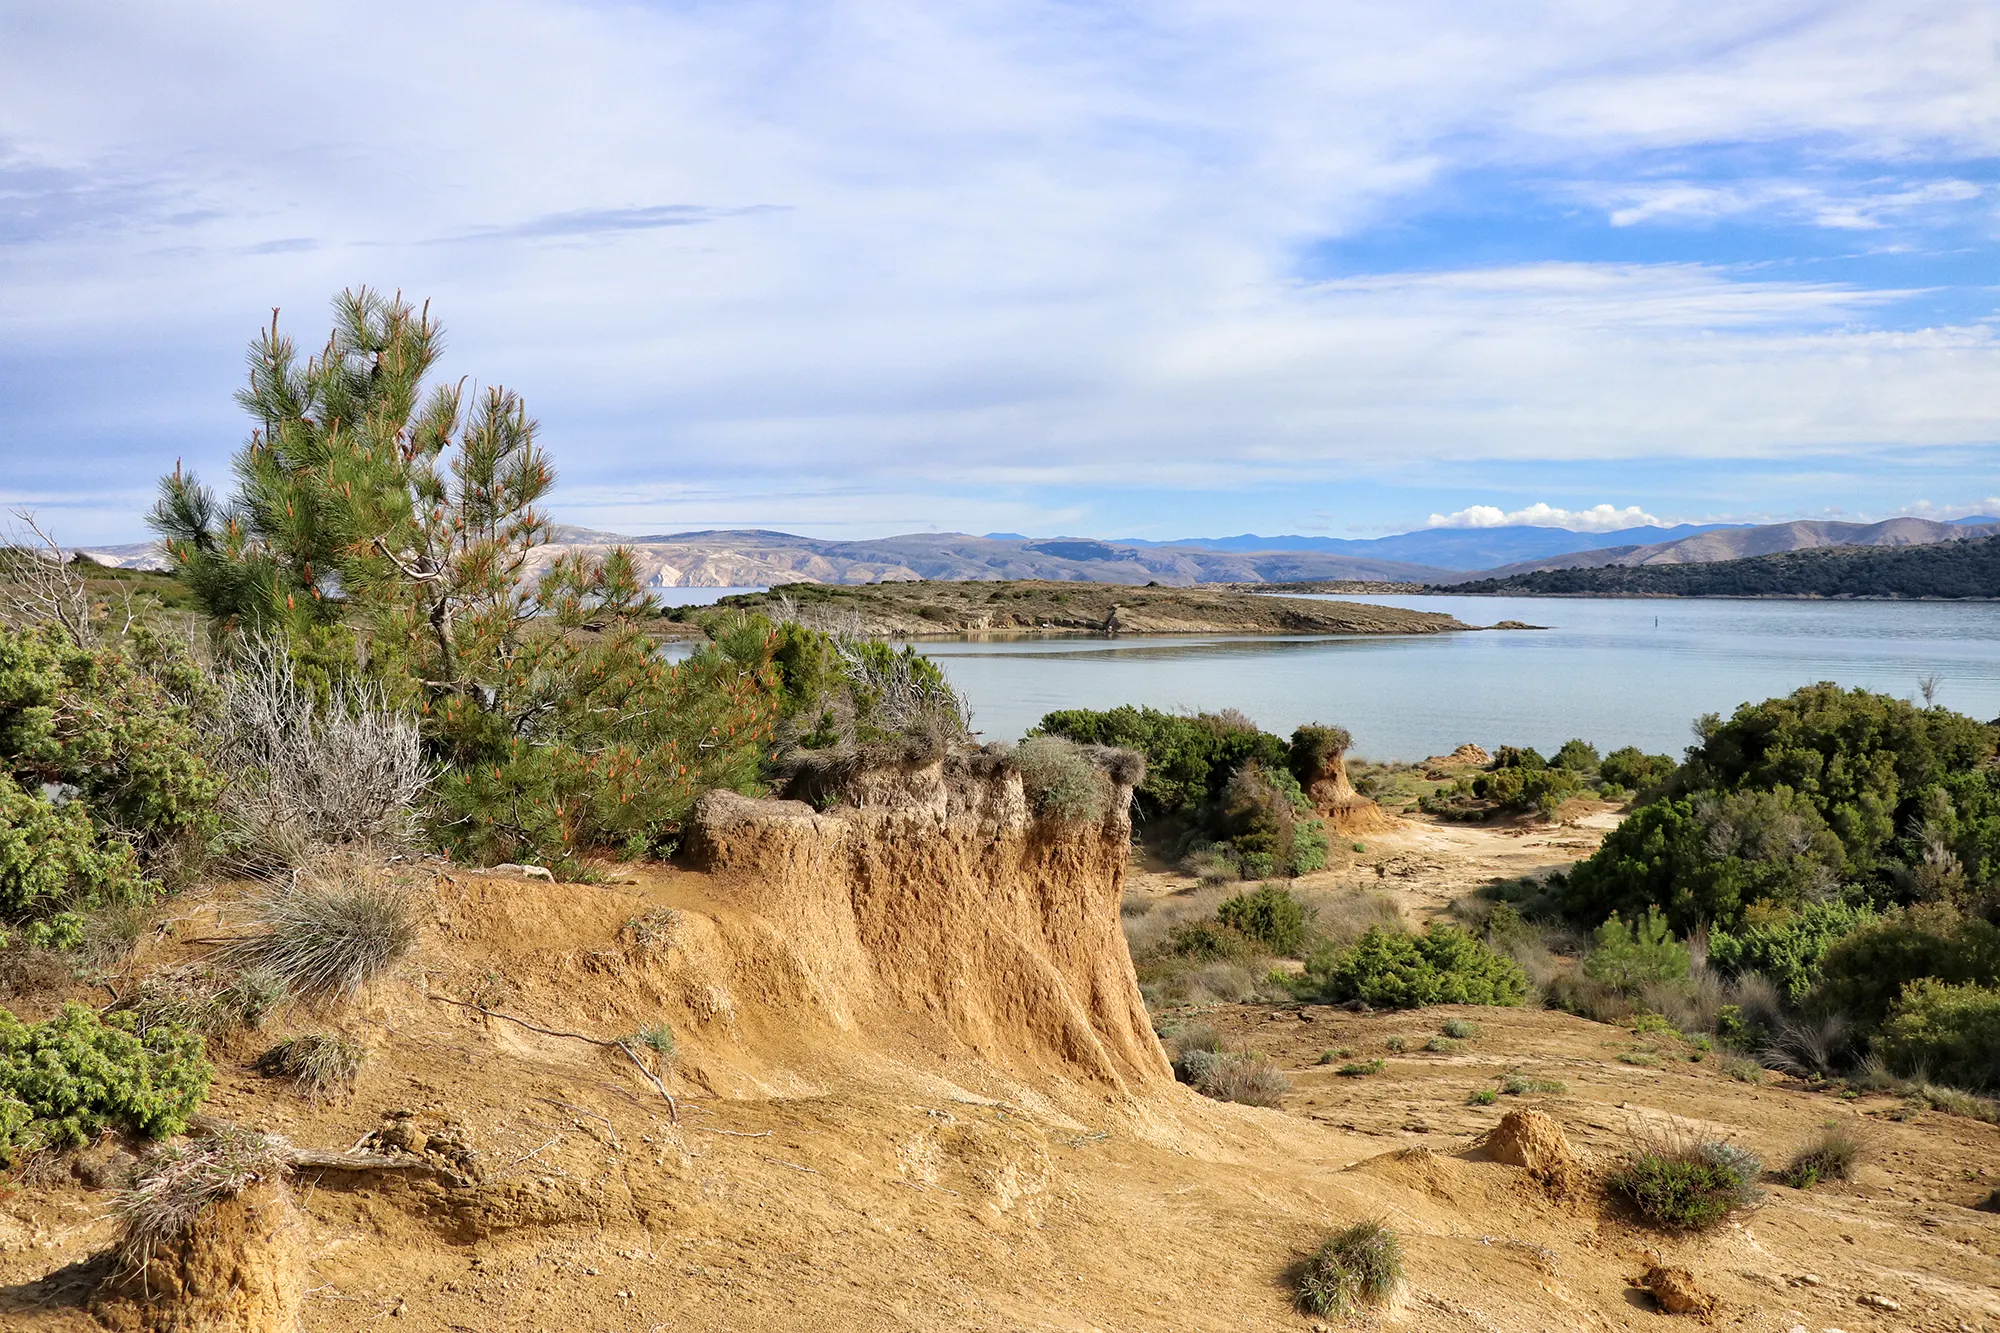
[255,1031,366,1104]
[1609,1133,1762,1230]
[113,1125,289,1274]
[223,858,419,1000]
[0,1004,212,1162]
[1296,1220,1403,1317]
[1778,1122,1863,1189]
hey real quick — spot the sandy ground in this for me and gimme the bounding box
[1,813,1995,1333]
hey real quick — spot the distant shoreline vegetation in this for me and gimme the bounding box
[1436,535,2000,600]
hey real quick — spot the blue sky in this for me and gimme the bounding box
[1,0,1996,544]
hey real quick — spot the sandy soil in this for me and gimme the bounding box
[1,812,1995,1333]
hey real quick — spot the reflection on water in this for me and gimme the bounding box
[906,595,2000,761]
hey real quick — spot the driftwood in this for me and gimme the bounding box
[427,995,679,1122]
[282,1148,429,1172]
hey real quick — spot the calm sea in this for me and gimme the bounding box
[904,595,2000,762]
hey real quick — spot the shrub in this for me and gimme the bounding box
[1013,736,1113,824]
[1216,885,1310,956]
[1383,1036,1407,1053]
[1707,900,1880,1002]
[114,1125,289,1274]
[1501,1074,1564,1095]
[224,857,418,1001]
[1441,1017,1480,1039]
[1296,1220,1403,1317]
[1424,1036,1460,1053]
[1287,724,1353,786]
[1718,1055,1765,1083]
[1336,1059,1384,1076]
[1583,908,1689,992]
[1609,1134,1762,1230]
[1468,1088,1498,1105]
[1814,905,2000,1030]
[1035,705,1284,817]
[1470,764,1582,817]
[1303,924,1529,1008]
[255,1032,365,1104]
[1551,739,1599,772]
[1876,979,2000,1092]
[1160,919,1257,962]
[0,1003,212,1161]
[1600,746,1675,792]
[211,637,430,865]
[1778,1122,1863,1189]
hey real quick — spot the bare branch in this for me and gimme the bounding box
[1,510,95,646]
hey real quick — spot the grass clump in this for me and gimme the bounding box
[1719,1055,1766,1084]
[1296,1220,1404,1317]
[628,1023,677,1059]
[1336,1059,1384,1077]
[1619,1050,1663,1067]
[1172,1041,1289,1107]
[126,964,287,1037]
[1384,1036,1406,1053]
[1501,1074,1565,1095]
[1424,1036,1461,1054]
[254,1032,366,1104]
[1441,1017,1480,1039]
[1317,1047,1352,1064]
[224,858,418,1001]
[1468,1088,1498,1105]
[114,1125,289,1275]
[1609,1133,1762,1230]
[1777,1122,1863,1189]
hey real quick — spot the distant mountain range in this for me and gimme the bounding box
[1450,532,2000,599]
[67,516,2000,590]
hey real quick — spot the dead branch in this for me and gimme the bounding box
[428,995,678,1121]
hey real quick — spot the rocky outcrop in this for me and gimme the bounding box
[684,749,1171,1092]
[1291,725,1395,833]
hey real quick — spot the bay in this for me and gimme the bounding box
[907,595,2000,761]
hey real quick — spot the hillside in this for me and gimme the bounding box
[1445,532,2000,598]
[4,770,1996,1332]
[1471,517,2000,580]
[704,579,1471,635]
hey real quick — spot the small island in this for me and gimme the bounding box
[697,578,1469,636]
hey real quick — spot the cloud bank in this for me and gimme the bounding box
[1427,504,1663,532]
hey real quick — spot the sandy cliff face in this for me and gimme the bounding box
[682,757,1171,1093]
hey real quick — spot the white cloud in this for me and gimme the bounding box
[1426,503,1662,531]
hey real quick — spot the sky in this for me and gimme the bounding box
[1,1,1997,545]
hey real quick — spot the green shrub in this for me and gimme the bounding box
[1468,1088,1498,1105]
[1296,1220,1403,1317]
[0,1003,211,1160]
[1014,736,1112,824]
[1304,924,1529,1008]
[1217,885,1310,956]
[1383,1035,1406,1052]
[629,1023,678,1059]
[1876,979,2000,1091]
[1336,1059,1384,1076]
[1471,764,1582,817]
[1778,1122,1863,1189]
[1814,905,2000,1030]
[1708,900,1880,1002]
[1600,746,1675,792]
[1441,1017,1480,1039]
[1551,739,1599,772]
[1610,1136,1761,1230]
[1287,725,1353,786]
[1501,1074,1565,1095]
[1583,908,1689,992]
[1424,1036,1460,1053]
[1035,705,1284,817]
[1493,746,1545,770]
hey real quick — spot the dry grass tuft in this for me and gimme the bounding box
[1778,1121,1864,1189]
[224,854,419,1001]
[1297,1220,1404,1317]
[114,1125,290,1275]
[255,1032,366,1104]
